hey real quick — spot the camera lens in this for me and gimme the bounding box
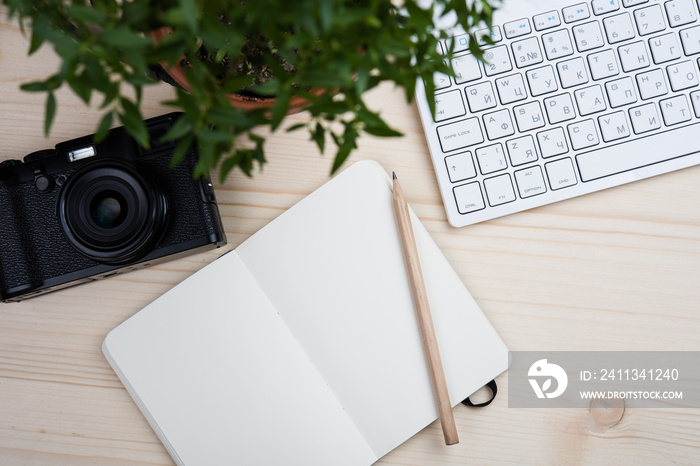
[90,191,127,229]
[58,160,167,264]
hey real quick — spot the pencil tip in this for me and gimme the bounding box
[392,171,397,180]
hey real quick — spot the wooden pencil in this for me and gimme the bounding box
[392,172,459,446]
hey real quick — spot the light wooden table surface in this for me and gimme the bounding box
[2,8,700,465]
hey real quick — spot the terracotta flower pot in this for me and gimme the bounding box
[149,28,311,114]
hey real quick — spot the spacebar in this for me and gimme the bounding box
[576,124,700,182]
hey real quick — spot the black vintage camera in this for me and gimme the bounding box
[0,113,227,302]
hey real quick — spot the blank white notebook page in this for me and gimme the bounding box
[103,252,375,466]
[237,161,508,458]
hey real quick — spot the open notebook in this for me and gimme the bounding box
[103,160,508,465]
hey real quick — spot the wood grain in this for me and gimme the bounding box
[1,6,700,465]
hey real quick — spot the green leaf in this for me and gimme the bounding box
[219,153,239,181]
[354,67,370,95]
[206,103,259,129]
[28,32,45,55]
[25,13,49,55]
[319,0,333,33]
[122,2,151,26]
[196,138,216,175]
[164,89,200,118]
[162,116,194,141]
[100,27,151,49]
[311,122,326,154]
[178,0,198,32]
[198,128,235,143]
[67,73,92,104]
[298,71,344,88]
[44,92,56,136]
[331,125,358,173]
[171,135,194,167]
[270,89,290,131]
[119,98,149,147]
[363,124,402,138]
[99,82,120,109]
[20,81,50,92]
[247,78,281,97]
[66,5,105,26]
[423,74,437,119]
[286,123,307,132]
[95,111,113,142]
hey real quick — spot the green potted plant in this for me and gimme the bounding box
[2,0,497,180]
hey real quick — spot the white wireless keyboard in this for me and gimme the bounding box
[416,0,700,227]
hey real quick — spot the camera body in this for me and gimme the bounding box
[0,113,227,302]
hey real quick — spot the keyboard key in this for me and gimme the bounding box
[434,90,466,122]
[572,21,605,51]
[465,82,497,111]
[483,45,514,76]
[452,53,482,84]
[605,76,638,107]
[484,174,516,206]
[545,158,578,190]
[603,12,636,44]
[446,34,471,53]
[542,29,575,60]
[667,60,700,91]
[618,41,651,71]
[598,111,632,141]
[495,73,527,104]
[680,25,700,55]
[592,0,620,16]
[634,4,667,36]
[544,93,577,123]
[445,152,477,182]
[574,84,607,115]
[691,90,700,116]
[623,0,649,6]
[433,71,451,90]
[563,3,591,23]
[533,11,562,31]
[537,127,569,158]
[474,25,503,45]
[557,57,589,87]
[649,33,682,64]
[636,69,668,99]
[437,118,484,152]
[512,36,544,68]
[664,0,698,27]
[659,95,693,125]
[475,143,508,174]
[587,49,619,80]
[453,182,485,214]
[576,123,700,181]
[506,135,538,166]
[483,108,515,139]
[527,65,559,96]
[567,119,600,149]
[629,102,662,133]
[504,18,532,39]
[514,166,547,198]
[513,101,546,131]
